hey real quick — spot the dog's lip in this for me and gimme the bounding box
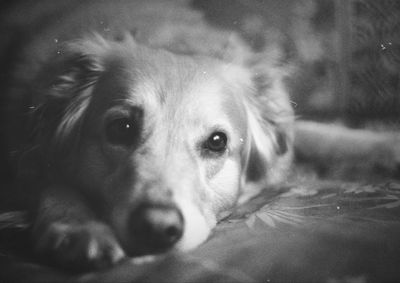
[216,210,233,222]
[125,243,174,257]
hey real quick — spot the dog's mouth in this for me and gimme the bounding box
[125,203,185,256]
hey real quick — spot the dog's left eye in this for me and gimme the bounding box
[106,118,138,146]
[205,131,228,153]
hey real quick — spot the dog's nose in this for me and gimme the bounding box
[129,204,184,252]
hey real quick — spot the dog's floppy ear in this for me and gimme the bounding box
[33,34,113,155]
[239,54,294,202]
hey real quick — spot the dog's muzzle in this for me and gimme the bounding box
[129,203,184,254]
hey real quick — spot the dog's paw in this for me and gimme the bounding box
[387,140,400,178]
[35,221,125,270]
[371,137,400,178]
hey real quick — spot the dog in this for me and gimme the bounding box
[1,0,399,271]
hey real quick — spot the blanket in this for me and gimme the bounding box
[1,179,400,282]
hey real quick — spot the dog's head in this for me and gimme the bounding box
[35,34,293,255]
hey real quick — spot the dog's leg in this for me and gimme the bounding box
[294,120,400,179]
[33,184,125,270]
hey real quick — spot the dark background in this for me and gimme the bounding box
[194,0,400,125]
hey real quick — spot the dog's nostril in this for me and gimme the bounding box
[129,204,184,252]
[165,225,180,239]
[162,223,183,245]
[147,207,183,245]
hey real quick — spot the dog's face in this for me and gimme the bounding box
[38,35,293,256]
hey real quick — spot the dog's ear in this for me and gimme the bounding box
[239,54,294,202]
[33,35,112,154]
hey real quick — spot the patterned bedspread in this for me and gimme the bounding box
[1,179,400,282]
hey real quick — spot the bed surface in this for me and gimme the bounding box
[2,178,400,283]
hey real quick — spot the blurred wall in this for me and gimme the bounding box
[193,0,400,126]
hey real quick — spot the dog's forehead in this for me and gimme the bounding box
[138,65,247,133]
[94,48,249,134]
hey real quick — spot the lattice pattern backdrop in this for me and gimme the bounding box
[347,0,400,124]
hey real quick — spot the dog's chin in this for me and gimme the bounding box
[173,198,216,252]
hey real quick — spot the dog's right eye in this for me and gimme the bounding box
[205,131,228,153]
[106,117,138,146]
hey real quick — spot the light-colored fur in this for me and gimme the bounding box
[31,30,293,269]
[294,121,400,180]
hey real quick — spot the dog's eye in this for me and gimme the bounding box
[205,132,227,153]
[106,118,138,146]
